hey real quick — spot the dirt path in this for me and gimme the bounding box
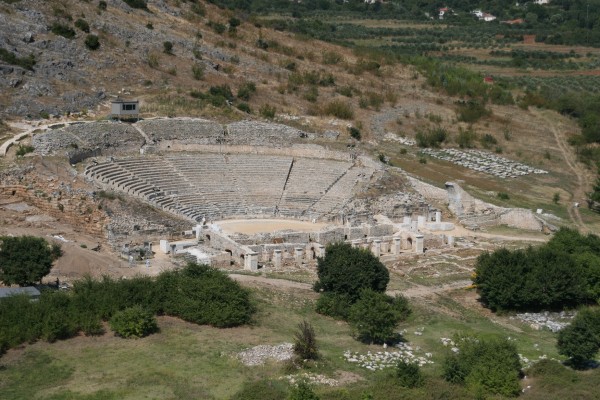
[532,109,589,232]
[230,273,472,299]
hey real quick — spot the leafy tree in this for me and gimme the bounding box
[557,307,600,368]
[314,243,389,302]
[109,305,158,338]
[443,335,521,397]
[0,236,62,286]
[293,320,319,360]
[348,289,409,344]
[74,19,90,33]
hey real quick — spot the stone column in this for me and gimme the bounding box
[373,239,381,257]
[245,252,258,271]
[317,245,325,258]
[435,211,441,223]
[415,234,424,254]
[160,240,169,254]
[294,247,304,265]
[195,224,203,240]
[393,237,401,255]
[417,216,426,229]
[273,249,282,268]
[411,220,418,232]
[447,235,455,247]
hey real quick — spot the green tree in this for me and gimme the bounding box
[84,34,100,51]
[396,360,425,388]
[0,236,62,286]
[557,307,600,368]
[314,243,389,302]
[348,289,409,344]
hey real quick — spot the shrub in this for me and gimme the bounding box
[416,127,447,148]
[145,22,153,29]
[0,48,36,70]
[237,82,257,101]
[497,192,510,200]
[147,52,159,68]
[348,289,408,345]
[348,126,361,140]
[109,305,158,338]
[74,19,90,33]
[443,335,521,397]
[322,51,342,65]
[84,34,100,50]
[293,320,319,361]
[191,3,206,16]
[208,20,226,34]
[323,100,353,120]
[163,41,173,55]
[456,100,491,123]
[480,133,497,148]
[123,0,148,10]
[260,104,276,119]
[191,63,204,80]
[396,361,425,388]
[456,126,477,148]
[51,22,76,39]
[237,103,251,113]
[557,307,600,368]
[314,243,389,302]
[16,144,34,157]
[98,1,107,10]
[288,381,320,400]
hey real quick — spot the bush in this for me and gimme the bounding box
[443,335,521,397]
[396,361,425,388]
[288,381,320,400]
[50,22,76,39]
[456,126,477,148]
[208,20,226,34]
[0,48,36,70]
[348,126,361,140]
[323,100,353,119]
[163,41,173,55]
[456,100,491,123]
[416,127,447,148]
[293,320,319,361]
[191,63,204,80]
[98,1,107,10]
[557,307,600,368]
[74,19,90,33]
[84,34,100,50]
[497,192,510,200]
[314,243,389,302]
[237,102,251,113]
[109,305,158,338]
[480,133,497,149]
[260,104,276,119]
[237,81,257,101]
[123,0,148,10]
[348,289,409,344]
[15,144,34,157]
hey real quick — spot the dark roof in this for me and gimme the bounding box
[111,99,139,104]
[0,286,41,298]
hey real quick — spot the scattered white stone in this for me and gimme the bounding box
[237,343,294,366]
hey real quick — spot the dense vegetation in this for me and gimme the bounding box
[0,236,62,286]
[0,47,36,70]
[474,228,600,311]
[557,307,600,367]
[0,263,254,355]
[443,334,522,397]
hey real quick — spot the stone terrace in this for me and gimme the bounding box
[226,121,314,145]
[85,153,371,222]
[137,119,223,143]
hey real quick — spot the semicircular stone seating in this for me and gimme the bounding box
[85,153,372,222]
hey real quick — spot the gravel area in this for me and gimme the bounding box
[237,342,294,366]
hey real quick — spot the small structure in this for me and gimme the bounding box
[483,76,494,84]
[0,286,41,300]
[111,99,139,121]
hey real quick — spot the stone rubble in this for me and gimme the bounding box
[510,311,577,332]
[343,342,434,370]
[236,342,294,366]
[284,373,339,387]
[420,148,548,179]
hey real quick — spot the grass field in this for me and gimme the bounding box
[1,273,598,400]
